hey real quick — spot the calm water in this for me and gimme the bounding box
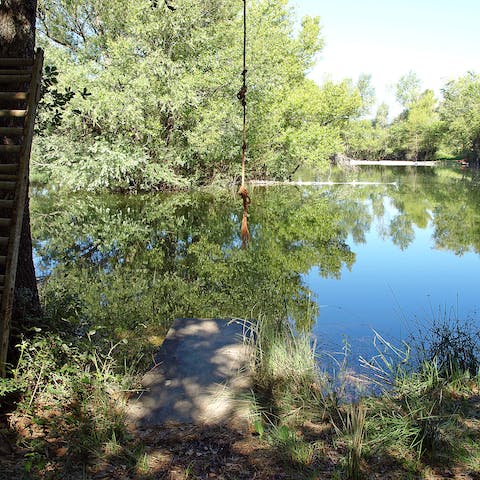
[31,166,480,369]
[310,194,480,367]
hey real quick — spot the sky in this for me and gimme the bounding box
[292,0,480,117]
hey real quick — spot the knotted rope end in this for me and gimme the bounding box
[238,185,250,248]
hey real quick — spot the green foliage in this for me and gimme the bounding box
[343,119,381,160]
[439,72,480,160]
[259,78,362,177]
[396,71,422,109]
[356,73,375,117]
[30,0,372,189]
[0,334,139,474]
[349,86,441,161]
[31,1,480,179]
[402,90,441,161]
[35,64,81,134]
[346,70,480,162]
[345,73,447,162]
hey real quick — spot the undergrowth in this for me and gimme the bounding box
[0,332,144,478]
[2,302,479,479]
[247,315,480,479]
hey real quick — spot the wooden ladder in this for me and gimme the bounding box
[0,49,43,376]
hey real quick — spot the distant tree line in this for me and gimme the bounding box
[344,71,480,164]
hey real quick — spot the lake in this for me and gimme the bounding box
[31,165,480,373]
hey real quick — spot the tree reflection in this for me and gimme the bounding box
[30,167,480,358]
[31,188,355,351]
[330,166,479,255]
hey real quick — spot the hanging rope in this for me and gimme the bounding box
[237,0,250,248]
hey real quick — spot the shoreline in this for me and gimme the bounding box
[250,180,398,187]
[349,159,438,166]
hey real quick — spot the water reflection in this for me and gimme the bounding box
[308,166,480,368]
[31,166,480,368]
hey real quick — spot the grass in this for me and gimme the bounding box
[244,316,324,424]
[269,424,317,467]
[0,333,143,478]
[332,402,367,480]
[1,309,480,479]
[245,314,480,479]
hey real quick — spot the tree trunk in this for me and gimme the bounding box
[0,0,41,369]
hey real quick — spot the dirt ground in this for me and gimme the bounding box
[2,412,480,480]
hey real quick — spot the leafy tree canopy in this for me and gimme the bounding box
[32,0,367,191]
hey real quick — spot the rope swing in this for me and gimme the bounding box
[237,0,250,249]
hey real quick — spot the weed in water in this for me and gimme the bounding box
[411,312,480,377]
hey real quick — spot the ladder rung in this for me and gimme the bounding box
[0,109,27,117]
[0,127,24,136]
[0,256,6,267]
[0,74,31,83]
[0,58,34,67]
[0,69,32,75]
[0,219,11,228]
[0,92,28,101]
[0,164,18,174]
[0,200,13,209]
[0,145,21,153]
[0,174,17,181]
[0,181,16,191]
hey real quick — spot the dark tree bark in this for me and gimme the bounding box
[0,1,42,365]
[0,1,36,55]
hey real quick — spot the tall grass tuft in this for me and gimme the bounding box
[269,424,316,467]
[332,402,367,480]
[361,331,459,459]
[244,316,323,423]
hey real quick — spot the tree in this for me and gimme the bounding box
[388,75,441,161]
[356,73,375,117]
[31,0,372,187]
[398,89,440,161]
[0,0,42,374]
[439,72,480,162]
[268,78,362,175]
[374,102,389,129]
[395,71,421,109]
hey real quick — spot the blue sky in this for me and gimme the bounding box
[292,0,480,116]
